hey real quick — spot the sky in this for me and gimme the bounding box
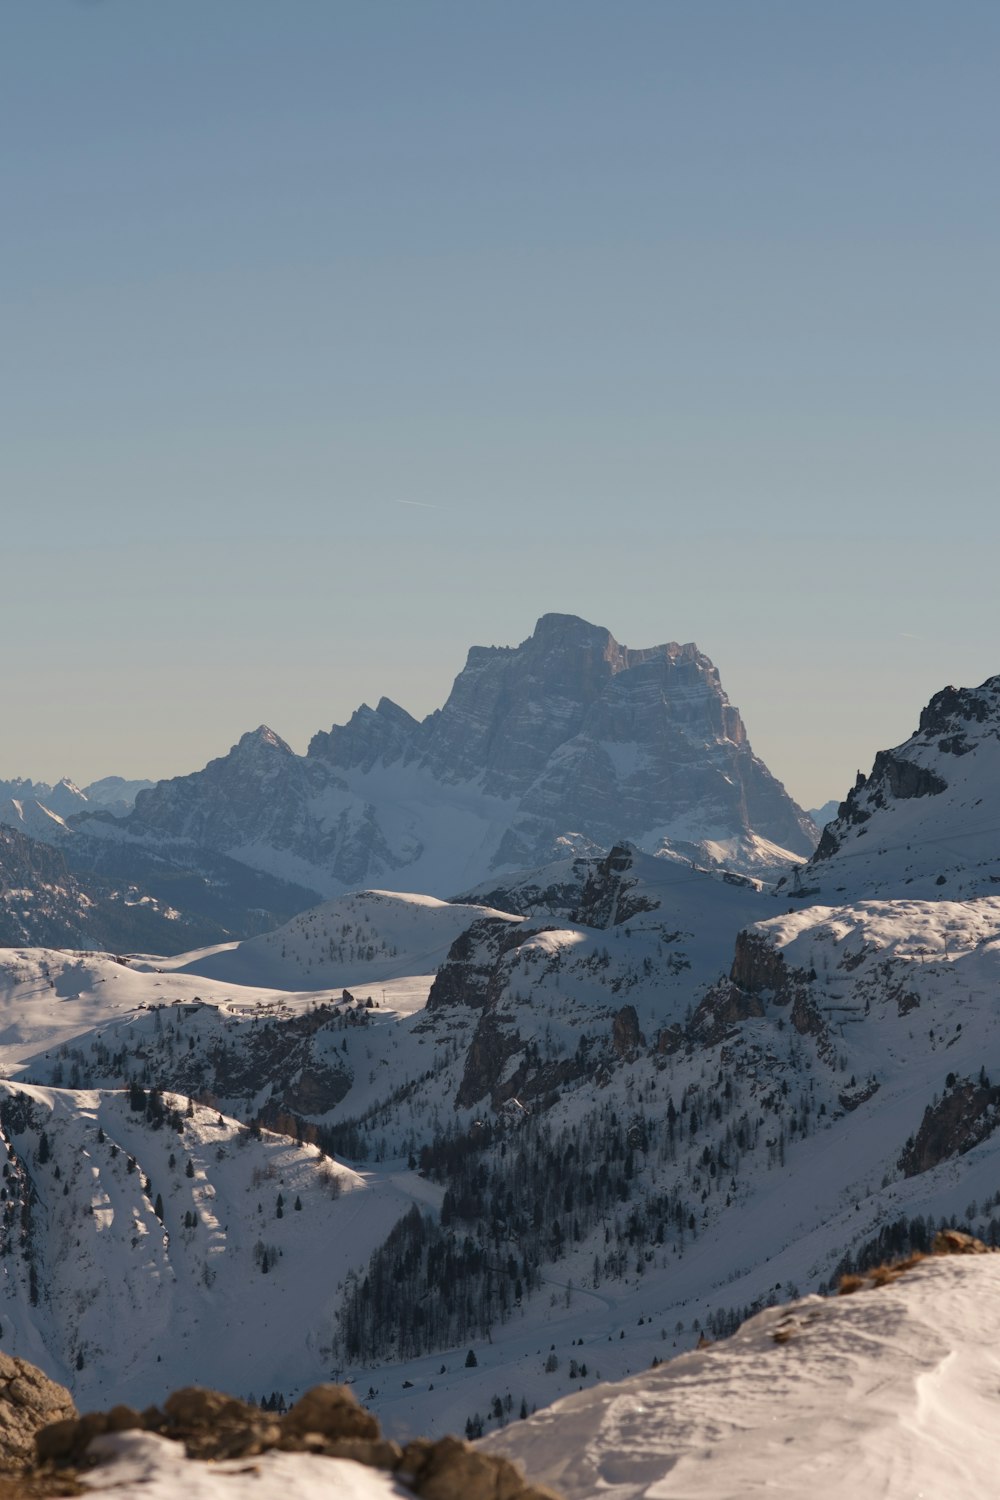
[3,1,999,807]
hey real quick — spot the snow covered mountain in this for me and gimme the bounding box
[3,818,1000,1443]
[785,671,1000,901]
[173,889,522,992]
[0,777,88,824]
[15,849,999,1445]
[0,795,71,842]
[0,824,227,953]
[9,664,1000,1459]
[0,774,153,832]
[80,615,815,899]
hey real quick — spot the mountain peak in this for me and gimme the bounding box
[529,612,614,644]
[235,726,293,757]
[794,670,1000,899]
[115,616,816,890]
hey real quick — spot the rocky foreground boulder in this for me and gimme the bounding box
[0,1355,76,1473]
[19,1381,562,1500]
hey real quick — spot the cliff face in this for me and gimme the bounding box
[798,673,1000,900]
[899,1076,1000,1178]
[100,616,815,898]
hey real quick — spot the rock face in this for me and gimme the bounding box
[312,614,814,871]
[899,1076,1000,1178]
[124,727,331,867]
[33,1383,562,1500]
[426,919,537,1013]
[794,671,1000,900]
[97,615,815,898]
[0,1353,76,1470]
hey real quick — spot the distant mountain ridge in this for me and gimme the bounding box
[0,774,154,839]
[85,614,815,897]
[0,823,224,951]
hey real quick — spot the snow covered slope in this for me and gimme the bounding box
[0,1079,419,1411]
[7,757,1000,1454]
[0,824,226,953]
[486,1252,1000,1499]
[787,672,1000,900]
[80,1439,405,1500]
[8,826,1000,1446]
[171,890,522,991]
[0,795,71,841]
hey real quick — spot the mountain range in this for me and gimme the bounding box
[2,619,1000,1477]
[65,614,816,907]
[0,775,154,833]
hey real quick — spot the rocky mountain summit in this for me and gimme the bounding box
[785,671,1000,901]
[83,615,814,899]
[310,613,815,871]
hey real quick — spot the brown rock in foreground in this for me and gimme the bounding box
[33,1381,564,1500]
[0,1357,76,1474]
[838,1227,996,1296]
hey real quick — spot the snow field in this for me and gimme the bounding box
[486,1254,1000,1499]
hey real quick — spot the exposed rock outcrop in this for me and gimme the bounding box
[798,672,1000,898]
[688,927,834,1056]
[899,1076,1000,1177]
[33,1383,562,1500]
[611,1004,645,1060]
[426,920,538,1013]
[0,1355,76,1472]
[572,845,660,930]
[455,1012,525,1109]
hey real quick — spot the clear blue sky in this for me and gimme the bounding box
[3,1,999,807]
